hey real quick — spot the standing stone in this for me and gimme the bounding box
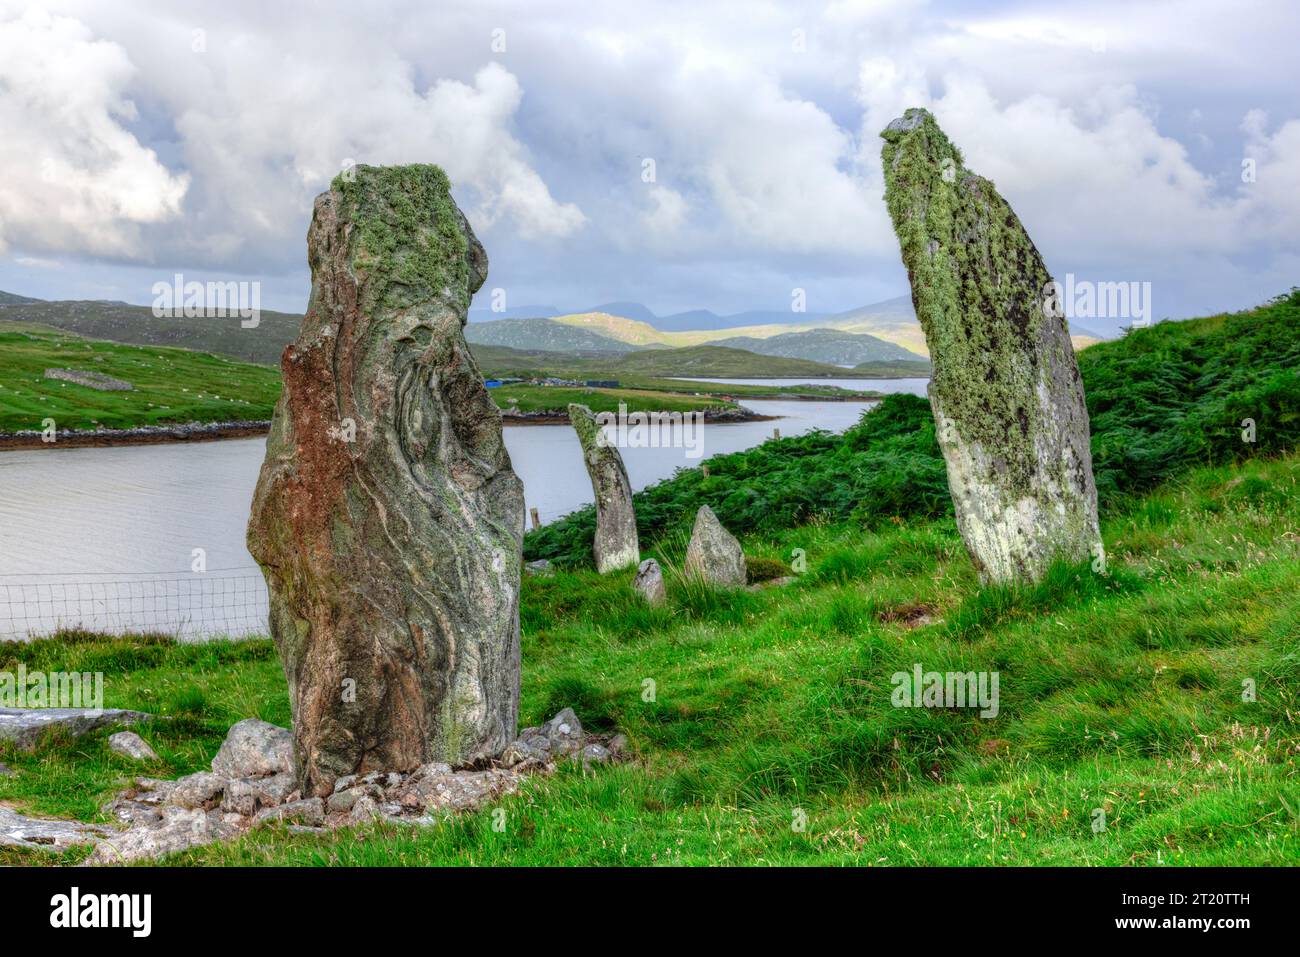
[247,164,525,797]
[632,558,666,605]
[683,505,746,587]
[568,403,640,572]
[880,108,1101,583]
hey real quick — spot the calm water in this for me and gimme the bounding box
[0,398,875,639]
[672,376,930,395]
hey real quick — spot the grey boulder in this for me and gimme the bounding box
[684,505,746,587]
[633,558,667,605]
[0,806,111,851]
[210,718,292,779]
[0,707,152,751]
[109,731,159,762]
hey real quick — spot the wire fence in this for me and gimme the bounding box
[0,569,269,642]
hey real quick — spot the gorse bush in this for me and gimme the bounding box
[526,290,1300,565]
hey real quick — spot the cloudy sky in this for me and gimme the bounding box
[0,0,1296,329]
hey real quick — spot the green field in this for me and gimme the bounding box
[0,323,776,434]
[0,323,281,433]
[1,448,1297,865]
[494,384,736,416]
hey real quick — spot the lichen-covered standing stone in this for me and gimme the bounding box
[568,403,639,572]
[247,164,525,797]
[880,108,1101,583]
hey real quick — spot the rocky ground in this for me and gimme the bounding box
[1,708,622,864]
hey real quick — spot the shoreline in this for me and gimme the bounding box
[499,406,778,426]
[0,420,273,450]
[0,404,785,449]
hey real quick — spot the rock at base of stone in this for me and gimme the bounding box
[253,797,325,829]
[568,403,640,573]
[210,718,293,779]
[109,731,160,762]
[0,707,152,751]
[82,710,621,863]
[683,505,747,587]
[87,807,237,865]
[633,558,667,605]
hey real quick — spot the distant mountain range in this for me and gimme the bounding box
[463,317,643,354]
[467,299,833,331]
[710,328,921,366]
[0,288,1104,372]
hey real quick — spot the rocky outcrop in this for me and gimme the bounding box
[0,707,152,751]
[43,368,133,391]
[683,505,746,587]
[246,164,526,796]
[82,711,618,863]
[633,558,666,605]
[880,108,1101,583]
[0,807,112,851]
[568,403,640,572]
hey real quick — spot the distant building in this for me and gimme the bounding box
[583,380,620,389]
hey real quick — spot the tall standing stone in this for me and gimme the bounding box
[880,108,1101,583]
[568,403,640,572]
[247,164,525,797]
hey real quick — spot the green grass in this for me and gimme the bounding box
[0,323,282,433]
[493,384,734,416]
[2,451,1297,866]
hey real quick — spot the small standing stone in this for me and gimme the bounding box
[633,558,667,605]
[108,731,159,762]
[568,403,640,572]
[525,559,555,578]
[684,505,746,587]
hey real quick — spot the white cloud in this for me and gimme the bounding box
[0,8,189,258]
[642,185,688,237]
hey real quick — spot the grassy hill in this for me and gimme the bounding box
[0,323,281,433]
[705,328,926,365]
[1,293,1296,868]
[464,317,643,354]
[609,344,866,378]
[2,447,1296,865]
[0,299,301,366]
